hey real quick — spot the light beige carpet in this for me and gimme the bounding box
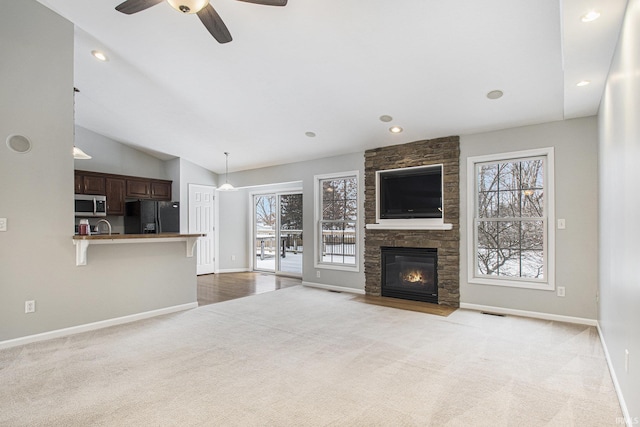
[0,286,622,426]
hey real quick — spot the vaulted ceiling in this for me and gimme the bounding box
[37,0,628,173]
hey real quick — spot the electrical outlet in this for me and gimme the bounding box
[625,349,629,373]
[25,300,35,313]
[316,270,321,278]
[557,287,565,297]
[231,255,236,261]
[0,218,7,232]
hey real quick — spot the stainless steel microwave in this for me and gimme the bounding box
[75,194,107,217]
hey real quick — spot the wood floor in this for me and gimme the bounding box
[351,295,457,317]
[197,273,456,317]
[197,272,301,306]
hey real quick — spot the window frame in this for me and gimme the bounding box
[314,171,360,272]
[467,148,555,290]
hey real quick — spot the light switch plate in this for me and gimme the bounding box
[0,218,6,232]
[557,219,566,229]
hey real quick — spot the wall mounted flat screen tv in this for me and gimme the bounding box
[378,165,443,219]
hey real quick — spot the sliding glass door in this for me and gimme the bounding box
[253,192,302,276]
[254,194,277,272]
[278,193,303,275]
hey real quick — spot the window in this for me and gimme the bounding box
[467,148,554,290]
[315,172,359,271]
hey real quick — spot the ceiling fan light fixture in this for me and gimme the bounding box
[167,0,209,14]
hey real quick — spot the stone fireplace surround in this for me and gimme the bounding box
[364,136,460,307]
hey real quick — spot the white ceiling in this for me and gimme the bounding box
[36,0,628,174]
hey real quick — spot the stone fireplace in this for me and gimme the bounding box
[364,136,460,307]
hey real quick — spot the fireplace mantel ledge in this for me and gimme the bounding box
[366,222,453,230]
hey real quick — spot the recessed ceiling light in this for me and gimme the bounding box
[577,80,591,87]
[486,90,504,100]
[581,10,601,23]
[389,126,403,134]
[91,50,108,61]
[379,115,393,122]
[305,131,316,138]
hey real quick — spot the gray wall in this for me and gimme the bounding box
[74,126,170,179]
[460,117,599,319]
[598,0,640,419]
[0,1,196,343]
[217,188,250,271]
[221,153,365,290]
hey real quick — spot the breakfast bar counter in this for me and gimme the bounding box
[72,234,204,266]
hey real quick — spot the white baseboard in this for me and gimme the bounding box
[0,302,198,350]
[459,303,597,326]
[216,268,250,273]
[597,322,632,427]
[302,281,365,294]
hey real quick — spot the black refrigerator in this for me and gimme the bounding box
[124,200,180,234]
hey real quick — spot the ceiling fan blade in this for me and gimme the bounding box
[197,4,233,44]
[236,0,287,6]
[115,0,164,14]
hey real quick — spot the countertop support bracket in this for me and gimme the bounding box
[74,239,90,266]
[72,234,204,267]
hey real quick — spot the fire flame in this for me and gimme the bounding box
[402,270,425,283]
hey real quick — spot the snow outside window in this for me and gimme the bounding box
[467,148,555,290]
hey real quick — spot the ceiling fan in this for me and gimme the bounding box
[115,0,287,44]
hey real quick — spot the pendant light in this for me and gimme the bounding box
[73,146,92,159]
[72,87,92,160]
[218,152,236,191]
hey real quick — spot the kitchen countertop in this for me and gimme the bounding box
[73,233,204,240]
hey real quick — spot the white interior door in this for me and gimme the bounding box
[189,184,215,275]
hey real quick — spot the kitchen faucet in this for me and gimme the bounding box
[95,219,112,235]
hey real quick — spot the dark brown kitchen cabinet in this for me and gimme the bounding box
[105,178,126,216]
[126,178,151,199]
[74,174,82,194]
[75,170,173,214]
[151,180,172,201]
[75,171,105,195]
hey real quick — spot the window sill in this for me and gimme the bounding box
[469,277,554,291]
[314,263,360,273]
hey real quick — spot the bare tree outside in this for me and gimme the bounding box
[320,176,357,265]
[476,158,545,279]
[255,195,276,230]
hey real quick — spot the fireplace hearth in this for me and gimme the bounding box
[381,247,437,304]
